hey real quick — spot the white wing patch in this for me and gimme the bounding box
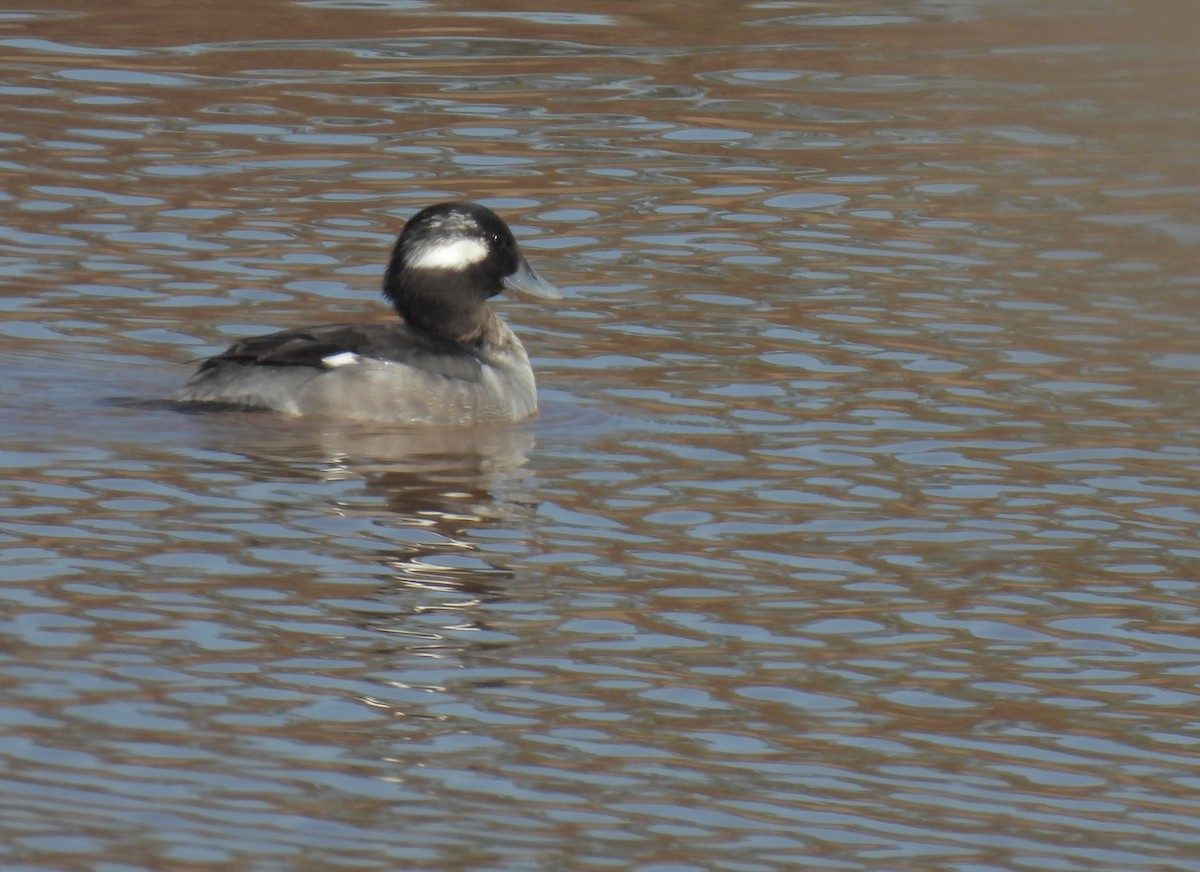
[321,351,361,368]
[409,237,489,270]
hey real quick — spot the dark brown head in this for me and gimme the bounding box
[382,201,559,343]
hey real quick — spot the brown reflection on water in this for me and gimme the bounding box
[2,0,1200,869]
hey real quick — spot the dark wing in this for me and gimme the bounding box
[197,323,486,382]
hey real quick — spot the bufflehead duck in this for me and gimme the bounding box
[175,201,560,425]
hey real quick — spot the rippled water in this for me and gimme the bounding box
[3,1,1200,869]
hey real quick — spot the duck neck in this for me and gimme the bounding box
[385,267,495,346]
[401,299,492,346]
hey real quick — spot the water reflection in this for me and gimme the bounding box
[177,408,542,600]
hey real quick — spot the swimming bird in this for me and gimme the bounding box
[175,202,560,425]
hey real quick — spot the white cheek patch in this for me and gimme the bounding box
[409,237,489,270]
[321,351,360,368]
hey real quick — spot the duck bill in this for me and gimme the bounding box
[503,256,561,299]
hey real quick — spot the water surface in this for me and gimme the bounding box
[2,1,1200,869]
